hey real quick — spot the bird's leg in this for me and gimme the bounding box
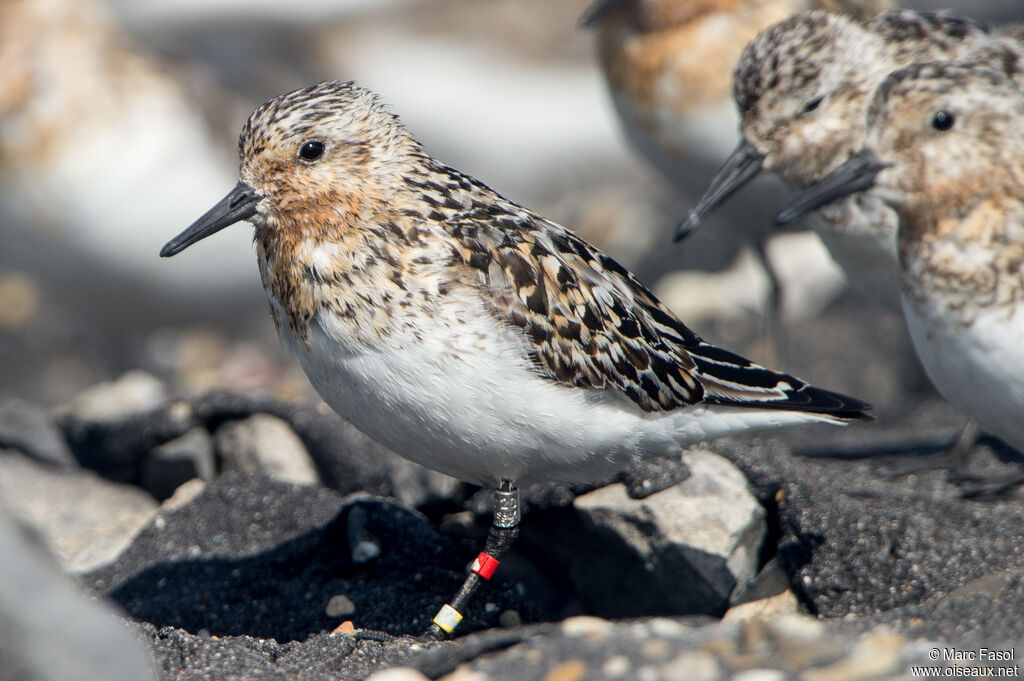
[750,237,785,365]
[425,480,520,639]
[876,420,979,479]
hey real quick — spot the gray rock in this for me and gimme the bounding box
[570,449,765,616]
[0,451,157,573]
[62,371,167,423]
[0,506,155,681]
[214,414,319,485]
[0,398,75,466]
[141,427,216,501]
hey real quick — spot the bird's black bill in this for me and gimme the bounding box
[160,181,262,257]
[578,0,629,27]
[674,138,766,241]
[773,149,891,226]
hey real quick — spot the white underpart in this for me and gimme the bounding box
[902,294,1024,453]
[816,194,901,312]
[285,293,847,487]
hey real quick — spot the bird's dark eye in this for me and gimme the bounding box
[298,140,325,162]
[801,95,823,114]
[931,111,955,131]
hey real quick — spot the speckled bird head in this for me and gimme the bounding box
[237,81,420,229]
[160,81,423,258]
[863,61,1024,216]
[774,58,1024,238]
[734,11,889,183]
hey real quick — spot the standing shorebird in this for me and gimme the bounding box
[161,80,871,637]
[581,0,894,180]
[677,9,1001,309]
[581,0,894,315]
[775,59,1024,494]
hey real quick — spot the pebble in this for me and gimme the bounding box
[0,272,39,330]
[365,667,431,681]
[498,610,522,628]
[325,594,356,618]
[64,371,166,422]
[602,655,630,678]
[542,660,587,681]
[660,651,720,681]
[560,616,615,638]
[161,478,207,511]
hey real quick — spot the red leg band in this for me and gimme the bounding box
[470,552,500,580]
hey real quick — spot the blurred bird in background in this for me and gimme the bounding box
[582,0,895,327]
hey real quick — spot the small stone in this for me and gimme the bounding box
[161,478,207,511]
[799,630,904,681]
[648,617,687,638]
[603,655,631,678]
[660,650,720,681]
[561,615,614,638]
[325,594,356,617]
[65,371,167,422]
[733,669,785,681]
[765,613,828,644]
[439,667,492,681]
[498,609,521,628]
[365,668,431,681]
[642,638,671,659]
[724,590,800,623]
[346,504,382,564]
[331,621,356,636]
[0,272,39,330]
[543,660,587,681]
[215,414,318,485]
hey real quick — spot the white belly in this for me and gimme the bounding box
[903,296,1024,452]
[816,197,901,312]
[281,298,845,487]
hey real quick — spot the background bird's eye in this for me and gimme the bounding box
[931,111,955,131]
[298,140,325,162]
[801,95,823,114]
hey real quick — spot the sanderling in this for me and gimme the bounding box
[580,0,892,182]
[160,80,871,637]
[678,9,1000,310]
[581,0,893,315]
[0,0,253,295]
[775,59,1024,494]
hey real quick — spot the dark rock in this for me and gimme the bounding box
[59,400,194,482]
[141,427,216,501]
[709,403,1024,644]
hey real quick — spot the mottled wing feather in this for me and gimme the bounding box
[421,161,871,419]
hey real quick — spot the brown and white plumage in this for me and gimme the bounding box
[774,60,1024,464]
[162,81,870,487]
[681,10,1011,309]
